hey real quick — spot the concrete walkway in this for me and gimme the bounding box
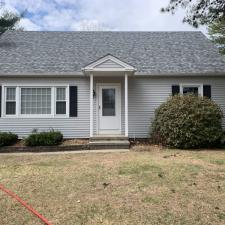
[0,149,129,156]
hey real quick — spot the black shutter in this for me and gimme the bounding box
[172,85,180,96]
[0,86,1,117]
[203,85,211,99]
[69,86,77,117]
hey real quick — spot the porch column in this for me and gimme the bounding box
[90,73,93,137]
[125,73,128,137]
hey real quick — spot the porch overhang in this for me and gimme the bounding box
[86,54,134,138]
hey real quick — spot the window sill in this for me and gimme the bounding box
[2,115,69,119]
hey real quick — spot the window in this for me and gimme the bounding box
[6,87,16,115]
[3,86,68,117]
[183,87,199,96]
[56,88,66,114]
[21,88,51,114]
[180,84,203,96]
[102,88,115,116]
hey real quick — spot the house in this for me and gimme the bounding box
[0,31,225,140]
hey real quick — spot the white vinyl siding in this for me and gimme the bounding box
[128,76,225,138]
[1,76,225,139]
[0,77,89,138]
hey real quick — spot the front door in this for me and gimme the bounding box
[97,84,121,134]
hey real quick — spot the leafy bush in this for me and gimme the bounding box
[220,131,225,147]
[25,130,63,146]
[151,95,223,149]
[0,132,18,147]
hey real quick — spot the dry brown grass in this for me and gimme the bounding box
[12,138,89,147]
[60,138,89,146]
[0,147,225,225]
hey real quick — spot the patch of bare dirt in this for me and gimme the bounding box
[131,144,164,152]
[60,139,89,146]
[11,139,89,147]
[12,140,25,147]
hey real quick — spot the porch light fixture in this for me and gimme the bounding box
[93,89,96,98]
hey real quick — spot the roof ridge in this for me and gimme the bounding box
[4,30,203,33]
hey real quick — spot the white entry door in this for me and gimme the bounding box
[97,84,121,134]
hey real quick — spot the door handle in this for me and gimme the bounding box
[99,105,101,109]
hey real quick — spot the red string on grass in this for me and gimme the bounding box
[0,184,52,225]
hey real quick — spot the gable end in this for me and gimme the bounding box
[95,59,124,69]
[83,54,136,72]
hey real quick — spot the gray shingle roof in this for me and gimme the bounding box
[0,31,224,75]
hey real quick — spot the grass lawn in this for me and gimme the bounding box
[0,147,225,225]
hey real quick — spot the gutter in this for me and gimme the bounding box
[0,71,225,77]
[135,72,225,77]
[0,72,84,77]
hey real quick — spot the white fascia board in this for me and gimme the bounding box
[135,72,225,77]
[0,72,84,77]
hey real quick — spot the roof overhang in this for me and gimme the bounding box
[82,54,136,74]
[135,72,225,77]
[0,71,225,78]
[0,72,84,77]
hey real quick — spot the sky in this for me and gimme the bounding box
[1,0,206,33]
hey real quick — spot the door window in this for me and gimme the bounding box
[102,88,115,116]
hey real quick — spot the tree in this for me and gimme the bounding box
[162,0,225,28]
[0,10,23,36]
[208,18,225,54]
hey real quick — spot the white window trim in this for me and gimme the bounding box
[180,83,203,96]
[4,86,17,117]
[2,84,69,118]
[54,86,69,117]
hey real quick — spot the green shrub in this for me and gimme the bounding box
[25,130,63,146]
[151,95,223,149]
[220,131,225,147]
[0,132,18,147]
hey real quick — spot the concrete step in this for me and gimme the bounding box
[89,140,130,145]
[89,140,130,150]
[90,136,129,141]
